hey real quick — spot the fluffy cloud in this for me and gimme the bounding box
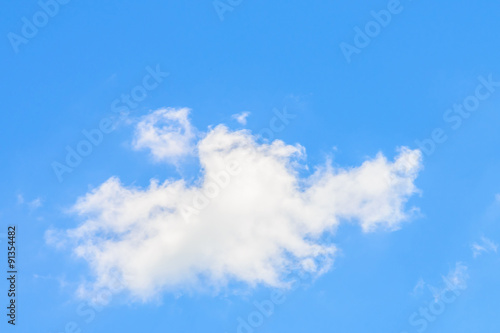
[132,108,195,163]
[16,193,42,210]
[471,236,498,258]
[231,111,251,125]
[50,108,423,302]
[430,262,469,302]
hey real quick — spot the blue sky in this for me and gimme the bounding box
[2,0,500,332]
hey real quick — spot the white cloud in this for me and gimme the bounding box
[430,262,468,302]
[132,108,196,163]
[17,193,42,210]
[471,236,498,258]
[231,111,251,125]
[49,108,423,302]
[45,229,67,250]
[443,262,468,290]
[29,198,42,209]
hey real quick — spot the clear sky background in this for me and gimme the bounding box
[2,0,500,332]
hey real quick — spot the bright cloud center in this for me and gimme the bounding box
[49,108,423,302]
